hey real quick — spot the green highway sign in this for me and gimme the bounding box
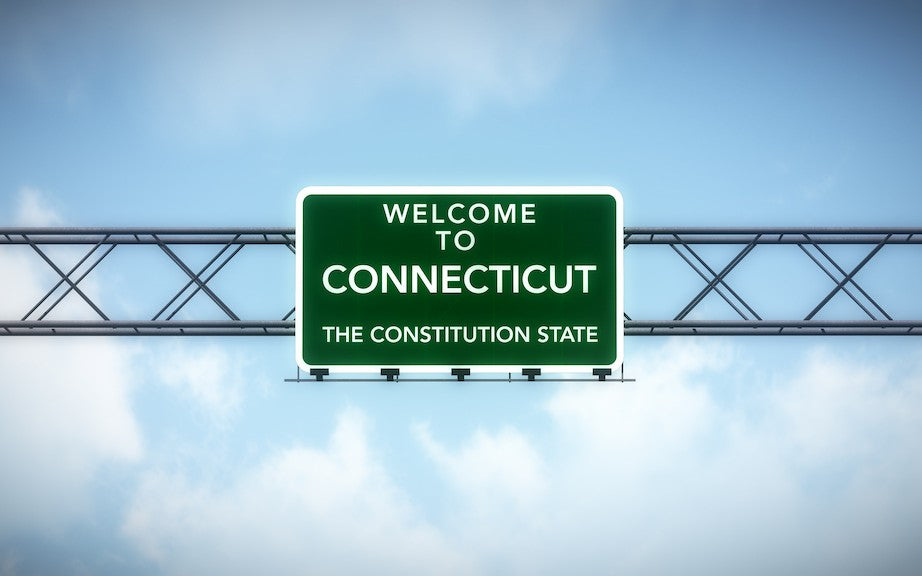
[296,186,623,372]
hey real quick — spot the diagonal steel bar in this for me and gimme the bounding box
[165,244,244,320]
[23,236,110,320]
[674,234,761,321]
[798,244,879,320]
[152,235,240,321]
[281,235,297,320]
[672,234,762,320]
[22,234,111,320]
[669,244,751,320]
[38,244,116,321]
[152,235,240,320]
[803,234,893,320]
[804,235,890,321]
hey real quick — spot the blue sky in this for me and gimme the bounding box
[2,1,922,574]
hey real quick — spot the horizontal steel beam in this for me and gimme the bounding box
[625,321,922,336]
[627,227,922,234]
[3,227,920,245]
[0,229,295,246]
[0,227,294,235]
[3,321,921,337]
[625,228,922,245]
[0,321,295,336]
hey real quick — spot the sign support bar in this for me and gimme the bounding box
[1,226,920,337]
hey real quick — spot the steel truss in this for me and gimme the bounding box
[1,228,295,336]
[624,228,922,335]
[1,227,921,337]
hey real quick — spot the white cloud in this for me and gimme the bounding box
[123,408,469,575]
[2,187,105,322]
[153,342,245,425]
[414,422,547,511]
[0,339,143,535]
[0,191,142,535]
[114,338,922,575]
[413,422,550,574]
[133,0,603,135]
[15,187,63,227]
[415,339,922,576]
[771,348,903,461]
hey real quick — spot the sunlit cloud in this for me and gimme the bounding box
[0,191,141,535]
[15,187,64,227]
[123,408,469,575]
[414,422,547,511]
[153,343,246,426]
[118,339,922,575]
[416,339,922,575]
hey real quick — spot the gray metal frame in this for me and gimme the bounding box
[2,228,295,336]
[624,228,921,335]
[2,227,921,336]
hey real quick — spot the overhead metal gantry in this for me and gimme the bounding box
[1,227,920,336]
[624,228,922,335]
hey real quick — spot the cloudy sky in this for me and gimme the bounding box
[2,0,922,574]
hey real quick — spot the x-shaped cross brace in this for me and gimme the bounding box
[21,235,113,321]
[151,235,241,321]
[672,234,762,321]
[801,234,892,321]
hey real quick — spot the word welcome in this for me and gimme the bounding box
[383,203,536,225]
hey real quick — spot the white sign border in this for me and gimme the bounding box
[296,186,623,375]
